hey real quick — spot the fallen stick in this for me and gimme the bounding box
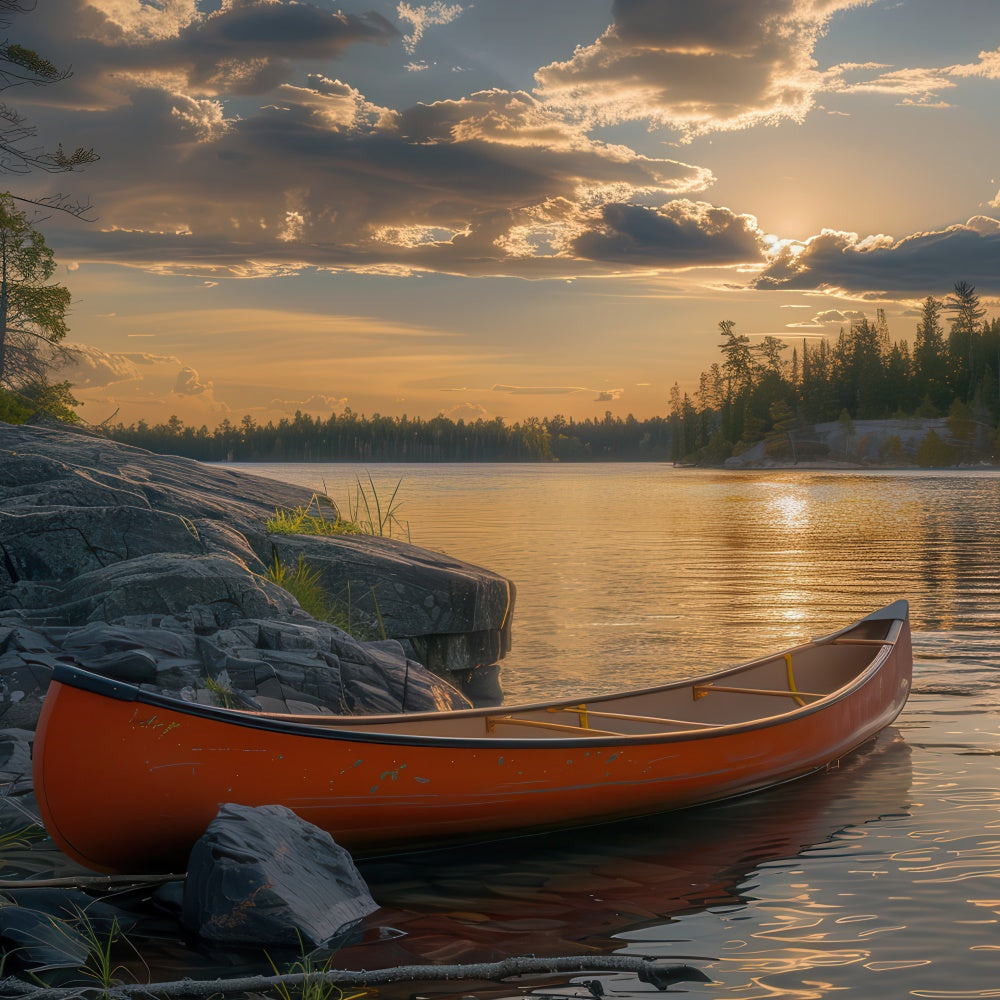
[0,873,182,890]
[0,955,711,998]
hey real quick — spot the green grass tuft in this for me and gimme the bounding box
[267,478,408,541]
[266,934,367,1000]
[266,554,383,640]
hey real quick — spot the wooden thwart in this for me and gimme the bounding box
[831,638,893,646]
[486,715,621,736]
[548,706,714,729]
[693,683,825,701]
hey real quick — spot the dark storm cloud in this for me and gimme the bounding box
[753,217,1000,294]
[572,201,766,266]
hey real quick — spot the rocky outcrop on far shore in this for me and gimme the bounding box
[723,417,975,469]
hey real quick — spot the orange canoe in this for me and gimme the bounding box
[33,602,912,874]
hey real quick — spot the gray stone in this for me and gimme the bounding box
[67,553,297,624]
[0,890,136,972]
[271,533,515,679]
[182,803,378,947]
[0,423,515,734]
[0,727,33,795]
[0,905,91,971]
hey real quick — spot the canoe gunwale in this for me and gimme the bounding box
[45,610,908,752]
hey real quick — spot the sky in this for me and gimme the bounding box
[14,0,1000,427]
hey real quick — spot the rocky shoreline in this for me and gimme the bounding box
[0,422,516,973]
[722,416,987,469]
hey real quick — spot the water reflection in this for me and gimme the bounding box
[343,731,912,969]
[211,463,1000,998]
[243,463,1000,702]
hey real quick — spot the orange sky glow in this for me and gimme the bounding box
[16,0,1000,428]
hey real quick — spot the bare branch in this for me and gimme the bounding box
[12,190,96,220]
[0,957,711,999]
[0,2,99,215]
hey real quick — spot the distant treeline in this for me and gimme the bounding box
[104,410,674,463]
[104,281,1000,466]
[670,282,1000,464]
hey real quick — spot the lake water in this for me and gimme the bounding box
[226,462,1000,1000]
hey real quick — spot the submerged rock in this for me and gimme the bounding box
[0,889,136,972]
[182,803,378,947]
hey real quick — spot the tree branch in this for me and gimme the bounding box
[11,191,96,220]
[0,957,711,999]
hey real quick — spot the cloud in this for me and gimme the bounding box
[783,308,865,329]
[492,384,617,397]
[948,45,1000,80]
[172,365,214,395]
[398,2,463,55]
[69,0,400,98]
[29,0,998,299]
[824,63,955,103]
[42,82,716,279]
[55,343,143,388]
[594,389,623,402]
[754,216,1000,294]
[268,393,349,416]
[440,401,489,421]
[571,200,766,266]
[50,343,230,427]
[822,43,1000,107]
[534,0,874,139]
[813,309,865,325]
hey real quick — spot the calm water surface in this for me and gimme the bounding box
[219,463,1000,1000]
[244,463,1000,699]
[8,466,983,996]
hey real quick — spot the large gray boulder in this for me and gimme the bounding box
[182,803,379,947]
[0,422,519,766]
[271,533,515,677]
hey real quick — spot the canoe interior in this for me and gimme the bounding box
[234,607,904,741]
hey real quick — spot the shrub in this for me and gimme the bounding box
[916,429,957,467]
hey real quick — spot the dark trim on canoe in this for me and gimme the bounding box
[46,605,908,752]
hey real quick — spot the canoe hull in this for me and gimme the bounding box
[33,607,912,874]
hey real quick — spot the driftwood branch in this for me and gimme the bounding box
[0,874,183,890]
[0,956,710,999]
